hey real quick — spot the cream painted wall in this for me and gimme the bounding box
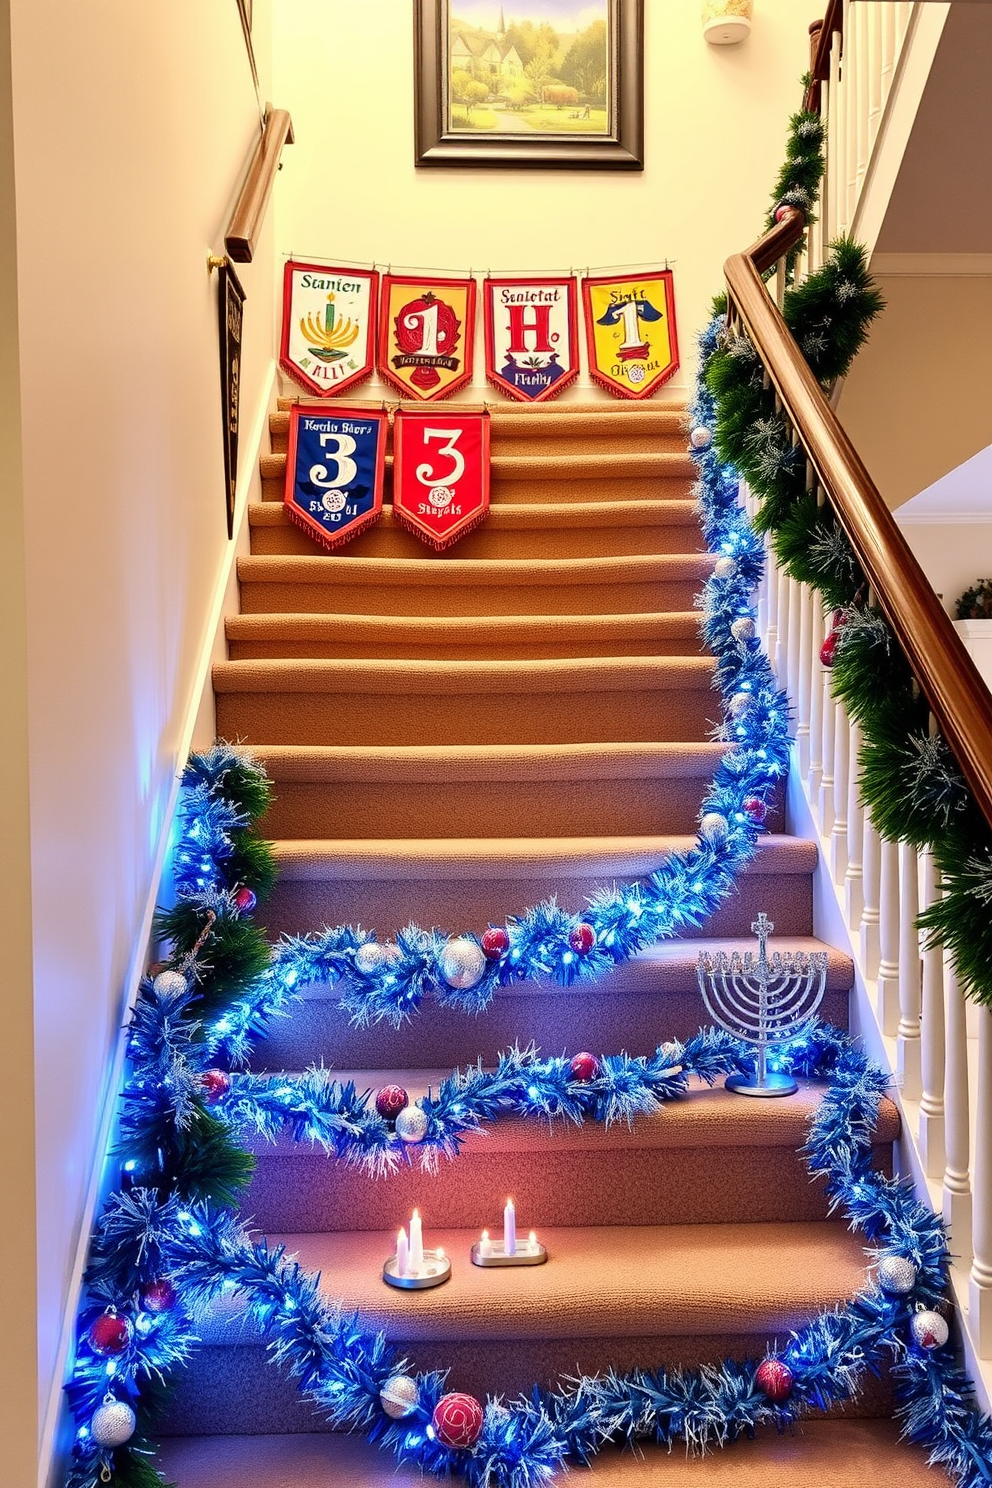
[272,0,823,395]
[5,0,276,1471]
[837,274,992,510]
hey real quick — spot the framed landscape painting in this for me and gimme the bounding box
[414,0,643,169]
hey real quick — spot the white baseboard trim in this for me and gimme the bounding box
[38,357,278,1488]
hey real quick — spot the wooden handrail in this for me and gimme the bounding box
[225,107,294,264]
[724,205,992,832]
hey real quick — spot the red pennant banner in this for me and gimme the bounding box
[483,276,579,403]
[392,409,491,551]
[378,274,476,401]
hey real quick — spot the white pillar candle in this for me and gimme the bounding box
[478,1228,492,1257]
[409,1209,424,1273]
[528,1230,538,1253]
[504,1198,516,1256]
[395,1226,409,1278]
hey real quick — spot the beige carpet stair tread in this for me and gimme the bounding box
[238,551,714,586]
[197,1222,870,1346]
[158,1421,948,1487]
[260,449,698,484]
[267,832,814,882]
[289,935,853,1002]
[214,653,715,696]
[250,498,700,532]
[250,740,729,784]
[239,1076,899,1156]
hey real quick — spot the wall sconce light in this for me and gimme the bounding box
[703,0,753,46]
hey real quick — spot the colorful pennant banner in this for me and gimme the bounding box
[283,405,387,552]
[483,276,579,403]
[280,261,379,398]
[581,269,680,399]
[378,274,476,401]
[392,408,491,551]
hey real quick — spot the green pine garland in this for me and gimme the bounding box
[703,107,992,1005]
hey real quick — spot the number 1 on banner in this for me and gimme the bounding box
[393,409,491,552]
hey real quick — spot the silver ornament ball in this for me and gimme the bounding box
[439,936,487,990]
[728,691,753,718]
[700,812,729,846]
[690,425,712,450]
[354,942,388,975]
[380,1373,420,1420]
[91,1399,136,1448]
[395,1104,429,1145]
[658,1041,684,1067]
[911,1309,949,1350]
[877,1254,918,1295]
[730,617,756,644]
[713,556,737,578]
[152,969,187,998]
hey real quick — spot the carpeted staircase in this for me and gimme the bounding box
[156,400,944,1485]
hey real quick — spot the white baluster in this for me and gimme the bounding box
[942,950,972,1260]
[829,695,850,881]
[971,1006,992,1356]
[855,2,870,198]
[818,621,836,832]
[880,3,896,95]
[867,3,883,157]
[876,835,900,1036]
[844,717,864,927]
[968,996,981,1043]
[808,600,825,802]
[842,0,856,232]
[764,538,779,674]
[860,811,881,977]
[896,841,922,1101]
[827,32,842,242]
[775,568,791,689]
[756,531,769,641]
[918,852,945,1179]
[796,583,814,777]
[786,576,803,713]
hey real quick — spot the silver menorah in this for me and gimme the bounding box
[696,912,827,1097]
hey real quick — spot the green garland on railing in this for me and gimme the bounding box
[698,112,992,1004]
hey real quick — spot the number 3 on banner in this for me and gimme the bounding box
[415,428,465,489]
[310,432,358,491]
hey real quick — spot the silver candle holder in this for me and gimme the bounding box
[697,912,827,1097]
[382,1249,451,1290]
[471,1232,547,1268]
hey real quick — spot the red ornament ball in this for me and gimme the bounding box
[375,1084,409,1120]
[568,922,596,956]
[88,1310,133,1357]
[141,1278,177,1314]
[755,1357,794,1402]
[742,796,767,824]
[570,1051,600,1082]
[200,1069,230,1103]
[774,204,794,223]
[819,631,839,668]
[481,926,510,961]
[432,1391,484,1450]
[232,885,257,914]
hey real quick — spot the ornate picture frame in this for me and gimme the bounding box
[414,0,644,170]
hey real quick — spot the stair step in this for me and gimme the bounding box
[260,449,696,505]
[167,1221,870,1413]
[258,833,815,941]
[214,654,720,748]
[226,610,706,662]
[247,500,704,560]
[157,1421,948,1488]
[269,401,691,457]
[242,1079,898,1234]
[236,552,712,618]
[252,936,851,1073]
[250,742,781,839]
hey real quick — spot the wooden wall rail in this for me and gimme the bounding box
[225,108,294,264]
[724,206,992,832]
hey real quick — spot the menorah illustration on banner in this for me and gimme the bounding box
[697,912,828,1097]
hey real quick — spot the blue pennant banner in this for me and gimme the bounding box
[283,404,387,552]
